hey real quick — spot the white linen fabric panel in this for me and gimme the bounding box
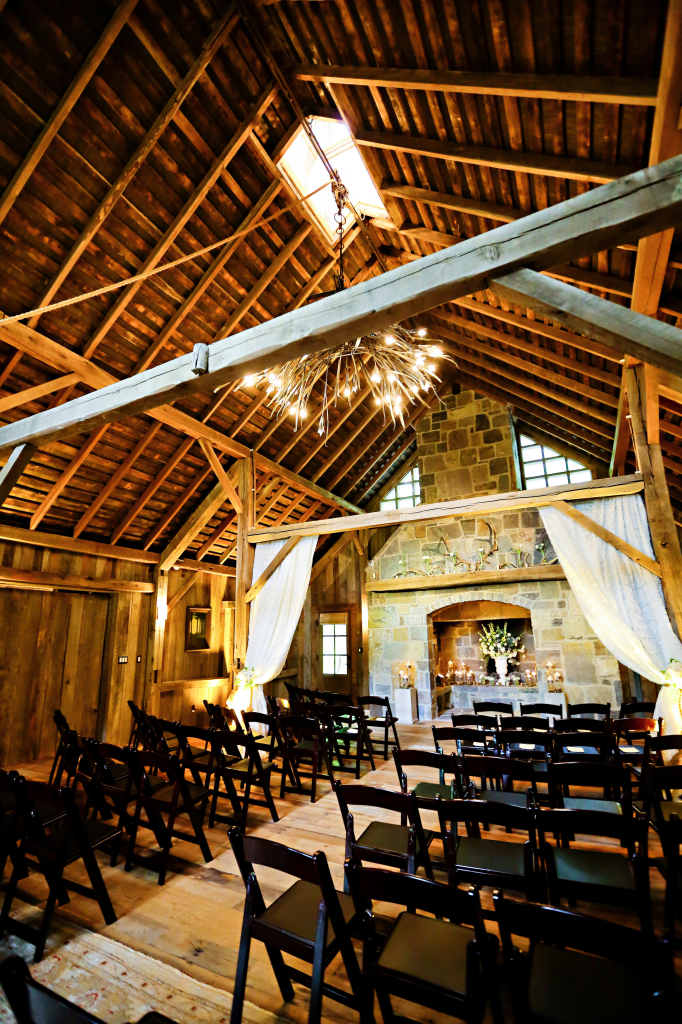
[243,536,317,721]
[539,494,682,734]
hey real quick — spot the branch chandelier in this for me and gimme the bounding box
[241,149,455,439]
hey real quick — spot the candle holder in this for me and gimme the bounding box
[546,660,563,693]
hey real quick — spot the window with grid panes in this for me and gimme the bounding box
[519,434,592,489]
[320,614,348,675]
[380,465,421,510]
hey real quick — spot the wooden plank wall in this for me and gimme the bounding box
[153,569,234,727]
[301,541,365,695]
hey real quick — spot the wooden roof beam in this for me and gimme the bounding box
[380,181,525,224]
[0,0,140,230]
[436,324,620,411]
[81,81,279,359]
[291,64,659,106]
[353,433,417,504]
[211,223,312,339]
[356,129,636,184]
[31,424,110,530]
[451,297,622,363]
[29,4,240,329]
[250,475,643,542]
[0,444,37,508]
[432,310,621,386]
[157,481,230,572]
[133,180,283,374]
[4,154,682,455]
[488,268,682,378]
[0,374,81,416]
[73,421,162,538]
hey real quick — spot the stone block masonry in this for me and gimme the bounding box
[416,386,517,504]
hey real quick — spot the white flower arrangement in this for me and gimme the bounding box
[660,659,682,688]
[234,666,257,688]
[478,622,523,658]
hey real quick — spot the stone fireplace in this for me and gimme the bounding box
[367,387,623,719]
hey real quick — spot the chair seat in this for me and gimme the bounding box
[378,911,477,994]
[356,821,433,857]
[259,879,356,945]
[224,758,274,777]
[35,818,121,862]
[152,782,210,805]
[529,942,652,1024]
[553,848,636,891]
[413,781,453,801]
[456,836,527,877]
[658,800,682,822]
[563,797,622,815]
[479,790,527,807]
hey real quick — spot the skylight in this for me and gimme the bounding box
[278,117,387,242]
[519,434,592,489]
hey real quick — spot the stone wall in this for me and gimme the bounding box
[368,506,621,719]
[416,387,517,504]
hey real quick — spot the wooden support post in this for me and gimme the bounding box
[0,444,37,506]
[625,364,682,634]
[234,457,255,669]
[144,568,169,712]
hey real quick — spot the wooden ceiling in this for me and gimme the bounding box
[0,0,680,567]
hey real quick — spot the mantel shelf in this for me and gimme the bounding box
[366,563,565,593]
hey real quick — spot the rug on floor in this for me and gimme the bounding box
[0,902,287,1024]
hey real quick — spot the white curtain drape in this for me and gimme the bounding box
[230,536,316,731]
[539,494,682,735]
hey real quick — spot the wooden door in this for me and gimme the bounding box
[319,610,352,695]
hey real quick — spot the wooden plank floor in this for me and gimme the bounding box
[4,721,681,1024]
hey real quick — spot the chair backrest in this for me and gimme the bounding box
[345,861,487,933]
[53,709,71,743]
[392,748,459,795]
[535,806,645,848]
[620,700,656,719]
[243,711,274,735]
[496,729,552,754]
[279,714,323,740]
[492,891,662,975]
[461,753,538,787]
[433,726,489,754]
[520,702,563,718]
[450,713,495,729]
[357,695,393,714]
[548,760,632,806]
[473,700,513,716]
[611,717,659,739]
[438,795,534,836]
[499,716,550,731]
[567,701,611,719]
[554,716,606,734]
[552,732,616,760]
[9,776,64,845]
[645,762,682,803]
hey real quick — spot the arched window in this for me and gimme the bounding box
[519,435,591,489]
[380,465,421,510]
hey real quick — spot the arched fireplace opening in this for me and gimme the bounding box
[428,599,539,707]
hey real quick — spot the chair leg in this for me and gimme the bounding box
[184,799,213,863]
[33,888,59,963]
[265,946,295,1002]
[81,846,117,925]
[308,902,328,1024]
[231,916,253,1024]
[257,768,279,823]
[310,752,318,803]
[125,799,143,872]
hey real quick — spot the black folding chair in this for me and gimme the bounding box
[229,828,362,1024]
[356,695,400,759]
[439,798,542,905]
[536,806,651,932]
[620,700,656,719]
[473,700,513,717]
[520,702,563,720]
[552,730,617,763]
[208,726,279,828]
[324,705,376,778]
[548,760,632,816]
[0,778,120,961]
[493,891,673,1024]
[48,710,73,787]
[434,724,492,757]
[0,955,178,1024]
[334,781,434,879]
[123,748,213,885]
[459,753,540,810]
[345,862,503,1024]
[279,715,336,802]
[567,701,611,721]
